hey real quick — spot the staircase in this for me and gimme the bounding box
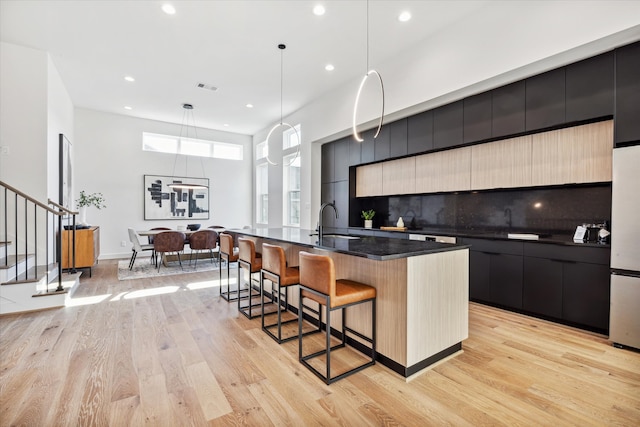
[1,180,82,315]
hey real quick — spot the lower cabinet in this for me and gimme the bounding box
[562,262,610,331]
[523,257,563,318]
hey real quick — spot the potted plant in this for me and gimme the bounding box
[76,191,106,225]
[361,209,375,229]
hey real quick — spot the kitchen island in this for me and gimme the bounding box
[234,228,470,378]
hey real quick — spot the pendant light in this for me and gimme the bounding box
[265,43,300,166]
[352,0,385,142]
[167,103,208,190]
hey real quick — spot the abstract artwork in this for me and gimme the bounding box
[144,175,209,220]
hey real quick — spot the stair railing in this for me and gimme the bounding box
[0,180,77,292]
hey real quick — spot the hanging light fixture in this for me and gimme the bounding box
[352,0,385,142]
[167,103,208,190]
[265,43,300,166]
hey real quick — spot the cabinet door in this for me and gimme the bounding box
[348,135,361,166]
[464,91,492,144]
[320,182,336,228]
[490,253,523,310]
[374,125,390,161]
[471,135,532,190]
[334,138,349,182]
[389,119,408,158]
[360,129,375,163]
[433,100,463,150]
[321,143,334,184]
[415,147,471,193]
[382,157,415,196]
[562,262,610,332]
[526,68,566,131]
[565,51,614,123]
[334,180,349,229]
[523,257,563,318]
[468,250,491,302]
[615,41,640,146]
[492,81,525,138]
[355,163,383,197]
[407,110,433,155]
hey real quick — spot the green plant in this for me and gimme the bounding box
[361,209,375,220]
[76,191,106,209]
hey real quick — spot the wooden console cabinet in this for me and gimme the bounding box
[62,226,100,275]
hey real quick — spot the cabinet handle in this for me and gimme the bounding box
[550,258,577,264]
[481,251,501,255]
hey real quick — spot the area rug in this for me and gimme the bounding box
[117,259,220,281]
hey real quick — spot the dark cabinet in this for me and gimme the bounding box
[389,119,408,158]
[334,180,349,229]
[433,100,463,150]
[374,125,390,161]
[464,91,492,144]
[492,81,526,138]
[360,129,375,163]
[321,143,334,184]
[348,135,361,166]
[407,110,433,155]
[468,250,491,302]
[320,182,336,228]
[525,68,566,131]
[489,254,523,309]
[523,257,563,318]
[615,41,640,145]
[334,138,349,182]
[565,51,614,123]
[562,262,610,331]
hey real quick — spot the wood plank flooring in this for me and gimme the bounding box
[1,259,639,426]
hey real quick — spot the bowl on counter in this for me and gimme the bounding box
[187,224,201,231]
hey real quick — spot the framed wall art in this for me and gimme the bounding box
[143,175,209,220]
[58,133,73,209]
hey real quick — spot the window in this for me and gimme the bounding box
[283,152,300,226]
[283,124,301,150]
[256,162,268,224]
[256,141,267,160]
[143,132,243,160]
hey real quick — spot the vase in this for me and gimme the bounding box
[364,219,373,229]
[78,206,88,225]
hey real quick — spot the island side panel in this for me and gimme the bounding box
[406,249,469,366]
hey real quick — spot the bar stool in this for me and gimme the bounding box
[238,237,263,319]
[298,251,376,385]
[260,243,305,343]
[219,233,239,300]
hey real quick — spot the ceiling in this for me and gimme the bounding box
[0,0,492,135]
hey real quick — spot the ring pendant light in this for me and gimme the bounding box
[265,44,300,166]
[352,0,385,142]
[167,103,208,190]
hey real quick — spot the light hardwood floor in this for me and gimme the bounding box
[1,259,639,426]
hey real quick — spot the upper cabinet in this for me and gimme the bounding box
[382,157,415,196]
[565,52,614,123]
[355,163,382,198]
[526,68,566,131]
[492,81,526,138]
[615,41,640,146]
[388,119,408,158]
[416,147,471,193]
[433,100,464,149]
[531,120,613,186]
[374,125,390,161]
[407,110,434,155]
[471,135,532,190]
[464,92,492,144]
[334,138,349,182]
[321,143,334,184]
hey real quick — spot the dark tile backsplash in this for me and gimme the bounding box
[354,184,611,234]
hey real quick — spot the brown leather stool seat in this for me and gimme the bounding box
[219,233,240,300]
[261,243,315,344]
[238,237,264,319]
[298,251,376,385]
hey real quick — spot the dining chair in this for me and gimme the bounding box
[147,227,171,263]
[153,231,186,271]
[128,228,154,270]
[188,229,218,269]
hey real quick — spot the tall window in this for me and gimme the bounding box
[283,125,301,226]
[256,160,268,224]
[143,132,243,160]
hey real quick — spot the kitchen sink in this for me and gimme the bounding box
[507,233,540,240]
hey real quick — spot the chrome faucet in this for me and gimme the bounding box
[318,202,339,241]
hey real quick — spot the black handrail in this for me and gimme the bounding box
[1,180,75,293]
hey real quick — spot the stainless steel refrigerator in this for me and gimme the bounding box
[610,145,640,350]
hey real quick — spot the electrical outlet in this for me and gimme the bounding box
[0,146,9,155]
[121,240,127,247]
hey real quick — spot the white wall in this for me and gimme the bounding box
[74,108,253,259]
[253,2,640,231]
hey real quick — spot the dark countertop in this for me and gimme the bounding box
[233,228,470,261]
[350,227,611,249]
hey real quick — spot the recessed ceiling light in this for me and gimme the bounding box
[325,64,335,71]
[223,124,229,127]
[313,4,325,16]
[124,106,132,110]
[124,76,135,82]
[162,4,176,15]
[398,11,411,22]
[246,103,254,108]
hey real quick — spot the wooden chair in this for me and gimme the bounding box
[153,231,186,271]
[298,251,377,384]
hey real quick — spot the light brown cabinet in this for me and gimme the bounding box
[471,135,532,190]
[531,120,612,186]
[416,147,471,193]
[62,226,100,273]
[356,163,382,197]
[382,157,415,195]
